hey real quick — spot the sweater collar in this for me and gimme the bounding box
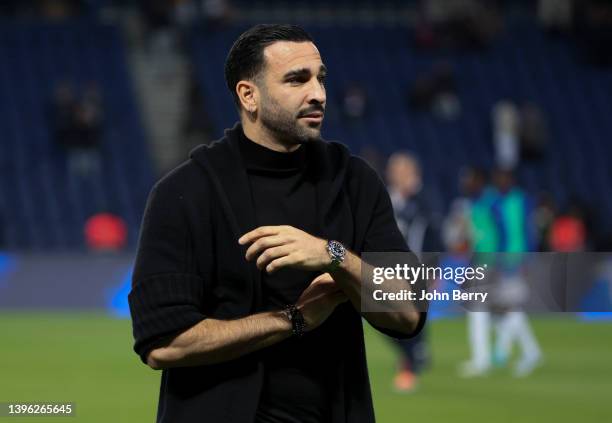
[189,121,350,241]
[237,126,307,172]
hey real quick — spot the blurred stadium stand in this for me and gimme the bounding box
[0,20,154,250]
[189,17,612,233]
[1,3,611,252]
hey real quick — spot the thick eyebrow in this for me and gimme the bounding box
[282,64,328,80]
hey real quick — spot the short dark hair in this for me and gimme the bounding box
[224,24,314,109]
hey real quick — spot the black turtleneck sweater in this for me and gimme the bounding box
[238,131,334,423]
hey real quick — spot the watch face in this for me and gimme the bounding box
[329,240,345,258]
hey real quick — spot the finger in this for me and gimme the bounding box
[245,235,287,261]
[312,272,333,283]
[238,226,283,245]
[257,246,291,270]
[265,254,293,274]
[311,276,336,289]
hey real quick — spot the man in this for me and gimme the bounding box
[490,169,542,377]
[129,24,426,423]
[386,152,441,255]
[456,167,499,377]
[385,152,440,391]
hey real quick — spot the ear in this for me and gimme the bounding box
[236,80,258,113]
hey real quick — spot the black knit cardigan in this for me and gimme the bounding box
[128,123,426,423]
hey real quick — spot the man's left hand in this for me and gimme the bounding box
[238,225,329,273]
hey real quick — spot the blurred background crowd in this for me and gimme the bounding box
[1,0,611,253]
[0,1,611,422]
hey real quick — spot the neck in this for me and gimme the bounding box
[241,116,300,153]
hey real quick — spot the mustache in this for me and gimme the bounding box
[297,104,325,118]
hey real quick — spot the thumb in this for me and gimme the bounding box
[312,272,334,284]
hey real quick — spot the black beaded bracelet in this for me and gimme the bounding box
[283,304,306,337]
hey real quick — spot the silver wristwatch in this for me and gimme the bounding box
[326,240,346,271]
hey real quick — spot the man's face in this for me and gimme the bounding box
[255,41,327,145]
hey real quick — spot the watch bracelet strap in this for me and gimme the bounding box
[283,304,306,337]
[327,258,341,271]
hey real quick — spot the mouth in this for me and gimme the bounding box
[299,112,324,123]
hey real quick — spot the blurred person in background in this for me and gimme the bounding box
[73,82,104,179]
[416,0,502,50]
[492,100,520,170]
[140,0,174,54]
[386,152,441,391]
[533,192,557,252]
[51,80,103,179]
[84,212,128,253]
[51,80,77,150]
[386,153,442,255]
[490,169,542,377]
[456,167,500,377]
[202,0,233,30]
[438,206,472,316]
[409,61,461,120]
[519,102,549,163]
[549,200,588,253]
[139,0,184,80]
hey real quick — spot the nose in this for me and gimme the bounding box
[307,78,326,106]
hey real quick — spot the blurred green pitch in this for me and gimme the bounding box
[0,313,610,423]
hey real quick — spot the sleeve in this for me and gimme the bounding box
[361,173,428,339]
[128,181,207,364]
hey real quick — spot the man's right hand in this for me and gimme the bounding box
[296,273,348,332]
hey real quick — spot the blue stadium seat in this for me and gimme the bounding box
[0,19,154,250]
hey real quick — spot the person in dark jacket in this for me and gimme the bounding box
[385,152,440,391]
[129,24,426,423]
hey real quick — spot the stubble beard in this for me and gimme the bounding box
[258,91,322,146]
